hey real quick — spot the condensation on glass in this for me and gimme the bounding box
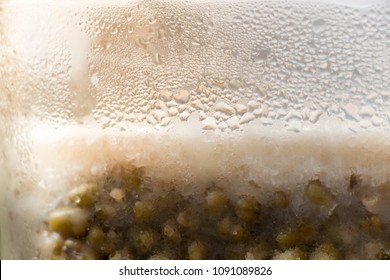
[0,0,389,260]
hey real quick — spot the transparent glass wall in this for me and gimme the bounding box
[0,0,389,259]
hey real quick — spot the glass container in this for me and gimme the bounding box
[0,0,389,260]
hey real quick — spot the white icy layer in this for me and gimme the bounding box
[29,124,390,207]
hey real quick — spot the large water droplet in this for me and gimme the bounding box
[215,102,235,115]
[202,117,217,130]
[239,112,255,125]
[312,19,326,34]
[173,89,191,104]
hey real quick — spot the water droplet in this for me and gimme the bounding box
[110,26,118,35]
[146,115,157,125]
[140,105,151,114]
[90,73,99,85]
[286,119,301,132]
[218,121,228,130]
[359,105,375,117]
[253,104,269,117]
[318,61,330,71]
[247,101,259,110]
[135,38,149,49]
[202,117,217,130]
[190,38,201,47]
[160,117,171,127]
[256,85,268,96]
[148,18,157,25]
[159,90,172,102]
[173,89,190,104]
[215,102,235,115]
[102,40,112,51]
[371,116,383,126]
[152,109,167,122]
[251,46,271,62]
[309,110,323,123]
[342,103,360,121]
[179,111,191,121]
[168,107,179,116]
[260,104,269,117]
[125,13,133,22]
[152,53,163,65]
[360,119,372,129]
[261,118,273,125]
[127,26,134,34]
[276,109,287,119]
[198,111,207,121]
[235,104,248,115]
[155,100,168,111]
[228,79,241,90]
[212,80,226,88]
[239,112,255,125]
[312,19,326,34]
[227,116,240,129]
[232,16,243,24]
[191,100,204,110]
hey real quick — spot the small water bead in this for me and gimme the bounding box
[359,105,375,117]
[168,107,179,116]
[90,73,99,85]
[342,103,360,121]
[173,90,190,104]
[215,102,235,115]
[312,19,327,34]
[235,104,248,115]
[239,112,255,125]
[202,117,217,130]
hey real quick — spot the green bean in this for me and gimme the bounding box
[188,241,207,260]
[306,180,334,206]
[235,196,260,222]
[48,207,90,237]
[68,183,98,207]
